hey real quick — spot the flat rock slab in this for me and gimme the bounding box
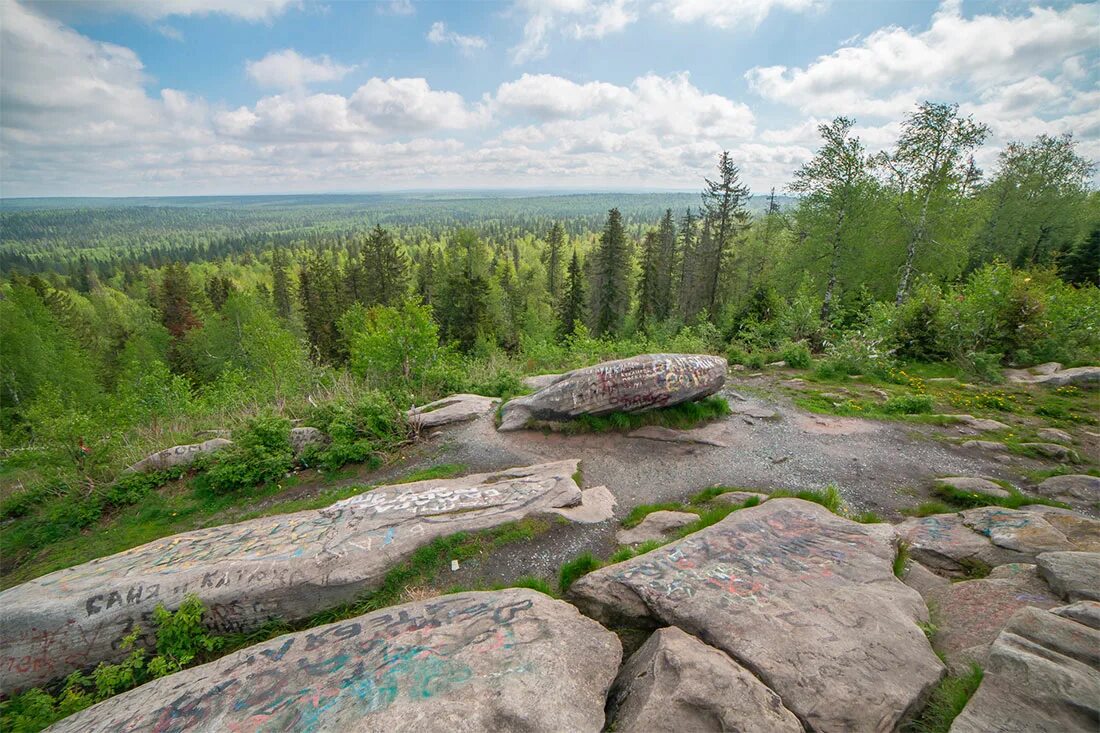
[949,605,1100,733]
[48,589,621,733]
[1051,600,1100,630]
[935,477,1012,498]
[1038,427,1074,444]
[1037,552,1100,602]
[712,490,770,506]
[498,354,727,431]
[896,513,1027,576]
[627,423,729,447]
[124,438,233,473]
[928,565,1060,665]
[570,499,943,732]
[1021,442,1079,461]
[407,394,499,429]
[607,626,803,733]
[1005,365,1100,387]
[902,561,951,601]
[550,485,617,524]
[728,403,779,420]
[960,440,1007,452]
[944,415,1010,432]
[960,506,1075,556]
[1035,474,1100,504]
[0,461,584,693]
[616,511,698,545]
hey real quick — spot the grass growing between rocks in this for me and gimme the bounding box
[931,482,1069,511]
[894,541,910,578]
[903,664,984,733]
[548,396,731,434]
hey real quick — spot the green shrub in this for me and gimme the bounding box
[743,351,767,370]
[304,392,408,472]
[725,343,748,365]
[779,342,813,369]
[193,415,294,493]
[882,393,935,415]
[559,553,602,592]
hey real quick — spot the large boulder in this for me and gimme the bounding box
[407,394,499,429]
[949,605,1100,733]
[47,589,621,733]
[123,438,233,473]
[606,626,803,733]
[289,426,328,455]
[0,461,584,693]
[497,354,727,431]
[570,499,944,732]
[1035,474,1100,504]
[1037,551,1100,602]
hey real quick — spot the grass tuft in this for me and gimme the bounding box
[932,483,1069,511]
[903,664,983,733]
[558,553,603,592]
[770,485,844,514]
[392,463,468,484]
[901,501,956,518]
[894,541,910,578]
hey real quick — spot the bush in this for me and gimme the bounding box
[882,393,935,415]
[193,414,294,493]
[779,342,812,369]
[303,392,408,472]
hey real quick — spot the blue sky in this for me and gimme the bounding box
[2,0,1097,196]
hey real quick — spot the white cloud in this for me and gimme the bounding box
[510,0,638,64]
[378,0,415,15]
[659,0,821,29]
[246,49,355,90]
[350,77,489,131]
[426,21,487,55]
[495,74,631,119]
[155,24,184,41]
[746,2,1099,116]
[77,0,298,22]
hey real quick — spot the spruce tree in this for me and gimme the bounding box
[271,248,293,320]
[701,152,750,318]
[362,225,409,306]
[677,208,697,319]
[544,222,566,305]
[559,249,586,339]
[636,230,660,329]
[654,208,678,321]
[592,208,631,337]
[416,246,440,306]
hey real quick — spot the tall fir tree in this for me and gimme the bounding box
[701,151,751,319]
[677,208,698,319]
[362,225,409,306]
[592,208,631,337]
[416,246,440,306]
[636,230,660,329]
[271,248,294,320]
[543,222,566,305]
[298,252,344,363]
[559,249,586,339]
[654,208,678,321]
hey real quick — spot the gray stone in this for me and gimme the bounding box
[944,414,1010,431]
[551,485,617,524]
[607,626,803,733]
[616,510,698,545]
[896,512,1027,576]
[1037,552,1100,602]
[927,565,1059,664]
[711,490,770,506]
[627,424,729,447]
[949,606,1100,733]
[1038,427,1074,444]
[729,403,778,419]
[48,589,621,733]
[902,561,951,601]
[1036,474,1100,504]
[522,373,562,390]
[0,461,585,693]
[960,506,1074,557]
[497,354,727,431]
[570,499,944,732]
[124,437,233,473]
[1051,600,1100,630]
[1005,364,1100,387]
[289,426,328,455]
[935,476,1012,498]
[407,393,499,429]
[961,440,1007,452]
[1021,442,1080,462]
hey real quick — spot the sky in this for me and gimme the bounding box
[0,0,1097,197]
